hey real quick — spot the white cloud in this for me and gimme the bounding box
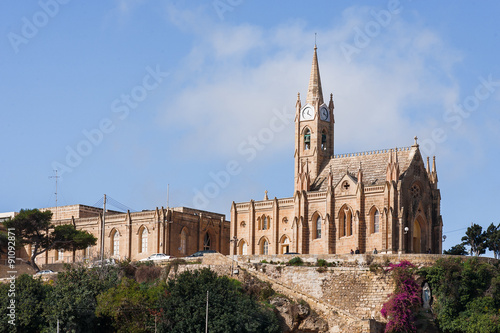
[158,3,462,166]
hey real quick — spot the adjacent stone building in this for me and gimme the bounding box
[21,204,230,264]
[230,46,443,256]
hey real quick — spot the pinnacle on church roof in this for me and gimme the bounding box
[306,45,324,105]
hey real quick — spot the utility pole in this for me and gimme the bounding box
[100,194,106,263]
[167,184,170,209]
[205,290,209,333]
[49,170,60,220]
[231,236,238,276]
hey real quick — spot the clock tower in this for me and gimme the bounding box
[294,46,334,192]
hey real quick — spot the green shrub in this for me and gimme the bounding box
[288,257,304,266]
[317,259,327,267]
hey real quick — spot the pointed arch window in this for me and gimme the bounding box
[111,230,120,257]
[180,229,187,255]
[304,129,311,150]
[261,239,269,255]
[262,216,268,230]
[85,245,92,258]
[140,228,148,253]
[321,130,327,150]
[373,210,380,233]
[203,232,211,251]
[316,215,322,239]
[340,208,353,237]
[343,214,347,237]
[349,214,353,236]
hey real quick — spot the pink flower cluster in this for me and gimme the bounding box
[381,261,422,333]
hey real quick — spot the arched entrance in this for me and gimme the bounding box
[239,240,248,255]
[413,219,422,253]
[280,235,290,254]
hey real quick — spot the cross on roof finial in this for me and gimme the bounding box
[315,33,317,48]
[414,136,418,145]
[264,190,269,200]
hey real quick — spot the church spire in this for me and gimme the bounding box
[306,45,324,105]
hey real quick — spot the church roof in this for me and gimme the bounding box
[311,146,418,191]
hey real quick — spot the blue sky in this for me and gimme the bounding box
[1,1,499,254]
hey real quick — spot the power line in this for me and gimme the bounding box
[91,197,104,208]
[443,227,467,234]
[107,195,137,212]
[89,195,136,213]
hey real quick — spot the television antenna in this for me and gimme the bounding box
[49,170,60,220]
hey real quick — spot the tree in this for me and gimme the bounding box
[485,223,500,259]
[461,223,486,256]
[0,274,52,332]
[419,257,500,333]
[52,224,98,262]
[443,243,468,256]
[96,277,165,333]
[3,209,97,271]
[157,268,280,333]
[3,209,53,271]
[43,264,120,333]
[0,230,8,255]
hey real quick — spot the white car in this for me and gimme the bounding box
[139,253,171,262]
[34,269,54,276]
[91,258,117,267]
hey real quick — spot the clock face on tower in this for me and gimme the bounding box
[320,104,330,122]
[300,104,314,121]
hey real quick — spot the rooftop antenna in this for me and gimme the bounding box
[167,184,170,210]
[49,170,60,220]
[315,32,317,47]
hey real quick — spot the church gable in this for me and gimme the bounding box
[335,173,358,196]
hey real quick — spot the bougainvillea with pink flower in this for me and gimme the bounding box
[381,260,421,333]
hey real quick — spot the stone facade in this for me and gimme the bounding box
[231,46,443,256]
[27,205,230,264]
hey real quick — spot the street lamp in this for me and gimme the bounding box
[230,236,238,276]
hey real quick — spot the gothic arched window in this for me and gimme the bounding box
[343,213,347,237]
[340,208,352,237]
[262,216,268,230]
[261,239,269,255]
[373,210,380,233]
[180,229,187,255]
[304,128,311,150]
[139,227,148,253]
[203,232,211,251]
[111,230,120,257]
[316,215,322,239]
[321,130,327,150]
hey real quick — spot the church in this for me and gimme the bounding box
[230,46,443,256]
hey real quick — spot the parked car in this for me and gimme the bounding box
[91,258,117,267]
[188,250,217,257]
[139,253,171,262]
[34,269,54,276]
[284,252,300,255]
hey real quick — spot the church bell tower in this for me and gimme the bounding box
[294,46,334,192]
